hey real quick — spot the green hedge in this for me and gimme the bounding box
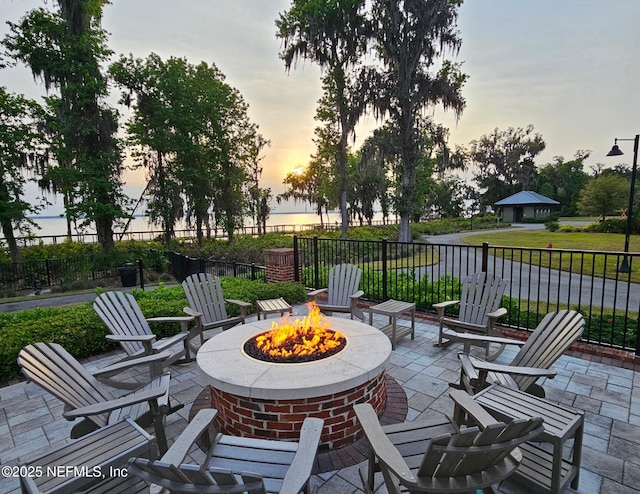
[0,279,308,383]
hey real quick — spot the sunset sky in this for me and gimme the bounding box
[2,0,640,215]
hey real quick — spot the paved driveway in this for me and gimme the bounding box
[421,223,640,311]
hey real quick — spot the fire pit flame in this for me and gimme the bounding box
[245,302,346,363]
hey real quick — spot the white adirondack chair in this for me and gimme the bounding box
[94,291,191,376]
[182,273,251,338]
[307,263,364,320]
[354,390,544,494]
[455,309,585,397]
[433,272,508,360]
[128,411,323,494]
[18,342,174,454]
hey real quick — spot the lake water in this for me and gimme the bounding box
[4,210,387,243]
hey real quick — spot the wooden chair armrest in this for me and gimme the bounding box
[225,299,251,317]
[160,409,218,465]
[433,299,460,317]
[449,389,498,430]
[353,404,417,486]
[182,307,203,318]
[63,376,170,419]
[280,417,324,494]
[92,350,172,379]
[467,354,557,378]
[458,352,480,382]
[350,290,364,300]
[106,334,157,342]
[307,288,327,300]
[445,330,525,347]
[486,307,508,320]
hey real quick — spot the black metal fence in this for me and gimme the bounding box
[0,257,122,294]
[0,252,266,295]
[294,236,640,355]
[167,252,266,283]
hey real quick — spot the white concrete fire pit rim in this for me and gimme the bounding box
[197,317,391,400]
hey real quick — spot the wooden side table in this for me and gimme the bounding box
[464,383,584,494]
[367,299,415,350]
[256,297,292,320]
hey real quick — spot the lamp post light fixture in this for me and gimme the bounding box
[606,134,638,273]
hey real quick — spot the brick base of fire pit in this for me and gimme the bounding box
[196,316,392,451]
[209,370,386,449]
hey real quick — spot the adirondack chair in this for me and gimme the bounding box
[18,342,174,454]
[354,390,545,494]
[182,273,251,338]
[307,263,364,320]
[128,413,324,494]
[94,291,191,377]
[433,272,508,361]
[455,309,585,398]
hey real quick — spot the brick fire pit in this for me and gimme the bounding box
[196,316,391,449]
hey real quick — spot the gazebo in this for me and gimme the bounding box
[494,191,559,222]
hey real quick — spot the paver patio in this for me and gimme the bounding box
[1,307,639,493]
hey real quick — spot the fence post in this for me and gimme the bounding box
[313,236,319,289]
[293,235,300,282]
[233,261,238,278]
[251,263,256,280]
[382,238,388,301]
[45,259,51,286]
[482,242,489,273]
[137,258,144,289]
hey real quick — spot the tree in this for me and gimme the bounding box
[245,134,272,235]
[538,151,590,215]
[277,0,368,238]
[470,125,546,210]
[364,0,467,242]
[110,53,183,249]
[577,174,629,221]
[111,55,260,245]
[3,0,124,253]
[0,88,45,263]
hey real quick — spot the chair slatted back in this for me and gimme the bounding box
[18,342,112,429]
[510,310,585,391]
[418,417,544,482]
[327,263,362,306]
[94,291,152,357]
[458,272,507,326]
[129,459,267,494]
[183,273,229,327]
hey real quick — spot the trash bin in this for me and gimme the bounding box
[119,265,137,287]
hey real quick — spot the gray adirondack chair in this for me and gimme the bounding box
[128,412,324,494]
[307,263,364,320]
[182,273,251,337]
[17,342,174,454]
[455,309,585,397]
[433,272,508,361]
[354,390,544,494]
[94,291,191,377]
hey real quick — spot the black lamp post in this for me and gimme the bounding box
[606,135,638,273]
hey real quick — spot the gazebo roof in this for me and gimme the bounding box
[494,191,559,206]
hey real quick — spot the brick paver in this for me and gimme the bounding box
[1,309,638,493]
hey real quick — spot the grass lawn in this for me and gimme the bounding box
[461,230,640,283]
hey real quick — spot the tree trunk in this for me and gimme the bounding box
[95,217,115,253]
[1,220,21,264]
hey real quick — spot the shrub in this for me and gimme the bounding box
[545,221,560,232]
[0,278,308,383]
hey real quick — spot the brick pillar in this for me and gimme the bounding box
[264,248,296,283]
